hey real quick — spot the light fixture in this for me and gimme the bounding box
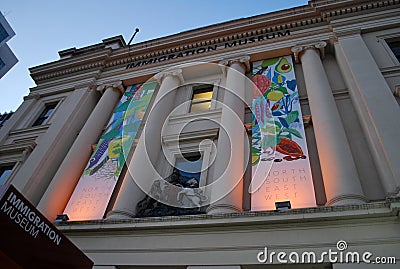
[55,214,69,223]
[275,201,291,212]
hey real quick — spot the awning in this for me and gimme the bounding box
[0,184,93,269]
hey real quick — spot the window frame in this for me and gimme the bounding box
[162,136,216,188]
[187,82,219,113]
[378,34,400,65]
[387,39,400,62]
[0,163,15,185]
[190,85,214,113]
[32,102,58,127]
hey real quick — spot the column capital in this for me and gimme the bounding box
[97,80,125,95]
[291,41,327,63]
[154,68,183,84]
[219,55,250,72]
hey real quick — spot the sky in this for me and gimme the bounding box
[0,0,308,112]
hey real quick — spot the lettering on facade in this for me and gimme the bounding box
[263,168,307,201]
[126,30,290,69]
[1,191,62,246]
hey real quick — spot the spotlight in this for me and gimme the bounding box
[55,214,69,223]
[275,201,291,211]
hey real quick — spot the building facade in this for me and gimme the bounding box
[1,0,400,268]
[0,11,18,79]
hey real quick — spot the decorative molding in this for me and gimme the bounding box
[291,41,327,63]
[219,55,251,72]
[56,198,399,229]
[325,194,369,206]
[154,68,184,84]
[30,50,109,82]
[206,203,242,214]
[23,93,41,101]
[168,108,222,125]
[321,0,400,19]
[0,140,37,163]
[73,79,98,92]
[380,66,400,76]
[9,124,49,137]
[162,128,219,145]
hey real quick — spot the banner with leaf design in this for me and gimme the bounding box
[64,82,157,221]
[251,56,316,211]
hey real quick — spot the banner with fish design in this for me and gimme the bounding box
[250,56,316,211]
[63,82,157,220]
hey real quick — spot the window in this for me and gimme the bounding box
[175,152,203,186]
[0,58,4,70]
[0,164,14,185]
[0,23,8,43]
[32,103,57,126]
[0,58,6,70]
[190,86,213,113]
[388,40,400,62]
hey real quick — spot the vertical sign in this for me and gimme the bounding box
[251,56,316,211]
[64,82,157,220]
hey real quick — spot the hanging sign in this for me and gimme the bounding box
[251,56,316,211]
[0,184,93,268]
[63,82,157,220]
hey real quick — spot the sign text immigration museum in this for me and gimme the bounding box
[0,184,94,269]
[126,30,291,69]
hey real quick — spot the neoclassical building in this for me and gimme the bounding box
[0,0,400,268]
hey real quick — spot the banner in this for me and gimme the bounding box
[251,56,316,211]
[64,82,157,220]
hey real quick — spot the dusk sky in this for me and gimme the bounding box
[0,0,307,112]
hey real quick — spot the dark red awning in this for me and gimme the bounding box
[0,184,93,269]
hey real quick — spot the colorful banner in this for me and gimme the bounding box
[251,56,316,211]
[64,82,157,220]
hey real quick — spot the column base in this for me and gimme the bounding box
[326,194,368,206]
[387,187,400,198]
[105,210,135,220]
[206,204,242,215]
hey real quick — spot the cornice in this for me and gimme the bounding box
[0,140,37,155]
[28,0,400,85]
[322,0,400,20]
[29,49,111,83]
[110,5,319,59]
[107,17,325,70]
[29,70,101,94]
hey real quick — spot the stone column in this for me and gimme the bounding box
[37,81,124,220]
[207,56,250,214]
[292,42,366,206]
[107,69,183,219]
[334,33,400,196]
